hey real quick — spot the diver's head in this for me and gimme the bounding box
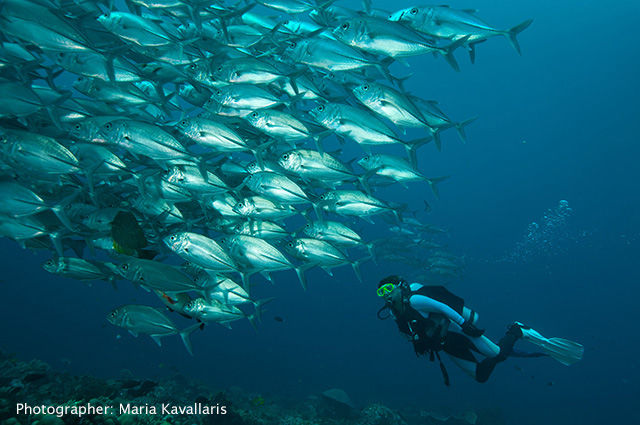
[377,275,406,298]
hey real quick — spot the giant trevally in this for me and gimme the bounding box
[278,148,359,187]
[303,220,376,261]
[163,231,240,276]
[233,196,298,221]
[389,5,533,60]
[284,37,391,75]
[107,304,201,355]
[117,258,200,294]
[183,298,254,329]
[284,237,365,282]
[220,234,308,289]
[100,119,192,164]
[309,102,429,165]
[318,189,402,223]
[358,153,449,199]
[0,130,80,178]
[97,11,174,47]
[42,257,119,285]
[333,16,468,71]
[243,171,311,205]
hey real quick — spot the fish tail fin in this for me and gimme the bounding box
[49,232,64,257]
[403,136,432,168]
[358,169,378,195]
[441,35,469,72]
[391,72,413,92]
[351,256,371,282]
[454,116,478,142]
[312,129,334,156]
[432,129,442,151]
[253,297,276,323]
[180,322,203,356]
[287,67,308,95]
[425,175,450,200]
[240,270,256,293]
[247,314,259,333]
[375,57,396,85]
[506,19,533,55]
[467,39,487,64]
[50,192,79,232]
[295,264,313,291]
[366,242,377,264]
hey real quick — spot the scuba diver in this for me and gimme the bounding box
[376,275,583,385]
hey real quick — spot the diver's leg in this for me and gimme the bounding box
[476,324,524,382]
[442,332,481,381]
[445,352,478,380]
[449,323,500,358]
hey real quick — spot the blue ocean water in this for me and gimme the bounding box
[1,0,639,424]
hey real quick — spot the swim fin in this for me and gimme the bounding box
[514,322,584,366]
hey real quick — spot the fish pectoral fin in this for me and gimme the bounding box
[150,334,163,347]
[360,215,375,224]
[320,266,334,276]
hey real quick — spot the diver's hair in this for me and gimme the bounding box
[378,275,406,288]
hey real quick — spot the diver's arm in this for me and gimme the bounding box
[409,295,465,326]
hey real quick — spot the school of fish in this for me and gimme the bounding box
[0,0,532,354]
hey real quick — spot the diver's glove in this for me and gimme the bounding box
[461,321,485,337]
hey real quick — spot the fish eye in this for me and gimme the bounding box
[215,90,222,96]
[363,84,369,90]
[108,311,116,319]
[102,13,110,19]
[317,105,324,112]
[305,223,311,228]
[121,264,129,271]
[282,153,289,160]
[170,235,176,241]
[410,8,418,15]
[319,194,326,200]
[189,63,197,70]
[341,23,349,30]
[45,260,53,266]
[288,42,296,49]
[287,242,293,247]
[283,20,289,25]
[364,156,369,160]
[77,76,84,82]
[180,119,187,126]
[251,112,258,118]
[74,123,81,130]
[104,123,112,130]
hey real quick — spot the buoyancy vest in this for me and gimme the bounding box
[391,284,466,386]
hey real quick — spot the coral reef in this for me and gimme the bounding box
[0,351,505,425]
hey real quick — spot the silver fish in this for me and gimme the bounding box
[358,153,449,199]
[390,6,533,58]
[284,237,364,281]
[163,231,239,274]
[243,171,310,205]
[107,305,201,355]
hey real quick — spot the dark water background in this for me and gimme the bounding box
[1,0,639,424]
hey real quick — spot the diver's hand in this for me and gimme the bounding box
[461,321,485,337]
